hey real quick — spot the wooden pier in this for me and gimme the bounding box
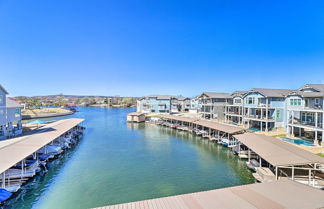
[94,179,324,209]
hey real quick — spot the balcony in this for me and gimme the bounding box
[245,114,275,121]
[226,111,242,116]
[289,118,324,129]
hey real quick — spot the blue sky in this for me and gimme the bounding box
[1,0,324,97]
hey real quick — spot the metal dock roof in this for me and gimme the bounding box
[0,118,84,174]
[234,133,324,166]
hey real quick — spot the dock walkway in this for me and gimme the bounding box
[94,179,324,209]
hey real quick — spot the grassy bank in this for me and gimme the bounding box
[22,108,72,118]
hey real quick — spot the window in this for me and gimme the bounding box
[315,98,320,105]
[246,97,255,104]
[276,110,281,118]
[234,99,241,104]
[0,96,2,104]
[290,99,301,106]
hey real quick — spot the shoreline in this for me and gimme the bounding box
[22,111,74,120]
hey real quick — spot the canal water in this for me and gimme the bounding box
[5,107,254,209]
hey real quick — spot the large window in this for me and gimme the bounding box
[315,98,320,105]
[246,97,255,104]
[0,96,2,104]
[290,99,301,106]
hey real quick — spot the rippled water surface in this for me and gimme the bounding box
[5,107,254,209]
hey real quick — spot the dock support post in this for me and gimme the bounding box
[308,169,311,185]
[275,167,278,180]
[2,172,5,188]
[248,149,251,162]
[292,166,294,180]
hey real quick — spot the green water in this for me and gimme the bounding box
[5,107,254,209]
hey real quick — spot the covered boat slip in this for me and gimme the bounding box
[234,133,324,187]
[0,118,84,176]
[94,180,324,209]
[158,114,199,123]
[159,115,245,141]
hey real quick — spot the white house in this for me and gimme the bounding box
[0,84,23,140]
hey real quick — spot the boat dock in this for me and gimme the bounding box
[0,118,85,201]
[157,114,245,144]
[155,115,324,187]
[127,112,146,123]
[234,133,324,187]
[94,179,324,209]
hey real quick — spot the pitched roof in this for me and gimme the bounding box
[234,133,324,166]
[289,84,324,97]
[0,84,9,94]
[248,88,293,98]
[231,91,248,98]
[176,97,190,101]
[201,92,231,99]
[127,112,145,116]
[288,91,324,98]
[6,97,23,108]
[303,84,324,92]
[147,95,174,100]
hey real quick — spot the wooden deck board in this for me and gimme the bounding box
[94,180,324,209]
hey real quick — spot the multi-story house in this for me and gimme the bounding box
[177,97,191,112]
[286,84,324,145]
[137,95,173,114]
[0,85,23,140]
[225,91,247,125]
[199,92,230,120]
[242,88,292,132]
[189,96,201,113]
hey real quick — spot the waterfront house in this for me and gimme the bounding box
[189,96,201,113]
[286,84,324,145]
[242,88,292,132]
[171,97,190,113]
[225,91,247,126]
[199,92,230,121]
[137,95,173,114]
[0,85,23,140]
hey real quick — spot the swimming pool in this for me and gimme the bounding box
[249,128,260,132]
[281,137,314,146]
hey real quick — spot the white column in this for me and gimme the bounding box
[315,112,318,127]
[291,111,294,137]
[314,131,318,145]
